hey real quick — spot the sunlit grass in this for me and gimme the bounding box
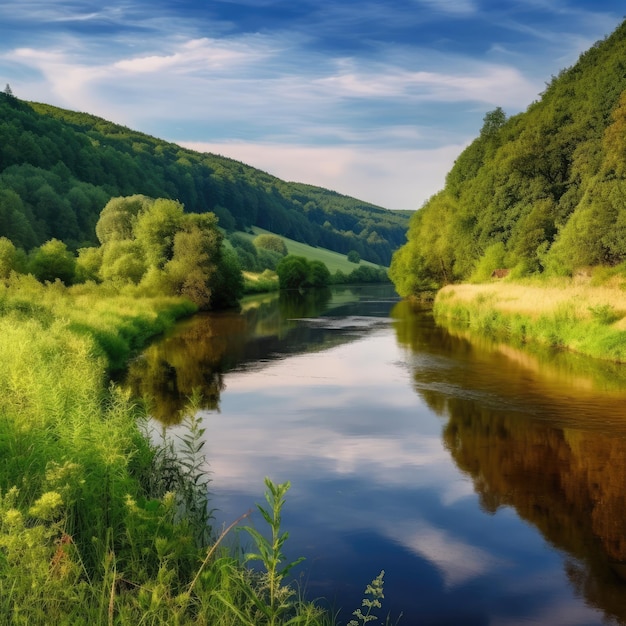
[435,276,626,362]
[0,275,342,624]
[240,227,385,274]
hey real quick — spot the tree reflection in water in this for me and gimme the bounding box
[392,299,626,624]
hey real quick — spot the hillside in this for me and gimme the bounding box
[239,227,383,274]
[390,19,626,296]
[0,96,410,265]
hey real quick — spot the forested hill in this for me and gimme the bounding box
[391,19,626,296]
[0,96,410,266]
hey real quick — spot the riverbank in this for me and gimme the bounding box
[0,276,333,624]
[433,277,626,363]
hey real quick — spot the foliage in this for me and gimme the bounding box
[347,250,360,264]
[347,571,385,626]
[254,233,288,257]
[276,255,332,290]
[0,278,333,625]
[276,255,312,290]
[391,19,626,295]
[28,238,76,284]
[234,479,306,626]
[91,195,233,309]
[0,96,409,264]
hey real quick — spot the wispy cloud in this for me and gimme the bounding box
[413,0,478,16]
[383,520,505,587]
[113,37,272,74]
[179,140,465,210]
[0,0,623,209]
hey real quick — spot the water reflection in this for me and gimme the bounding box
[126,287,626,624]
[125,286,393,424]
[393,299,626,624]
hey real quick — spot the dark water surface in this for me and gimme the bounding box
[125,285,626,625]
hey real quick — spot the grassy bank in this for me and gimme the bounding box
[433,277,626,363]
[0,276,347,625]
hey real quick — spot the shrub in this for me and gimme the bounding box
[253,233,288,257]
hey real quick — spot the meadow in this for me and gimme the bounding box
[239,228,386,275]
[434,274,626,363]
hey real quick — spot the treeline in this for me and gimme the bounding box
[0,94,409,265]
[0,194,243,310]
[391,19,626,295]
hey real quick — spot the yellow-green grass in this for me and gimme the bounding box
[242,269,279,293]
[238,227,386,274]
[434,277,626,363]
[0,276,334,624]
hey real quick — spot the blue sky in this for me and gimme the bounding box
[0,1,624,211]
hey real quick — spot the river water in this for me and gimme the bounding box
[125,285,626,625]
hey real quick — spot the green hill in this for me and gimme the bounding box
[239,227,384,274]
[391,19,626,296]
[0,97,410,265]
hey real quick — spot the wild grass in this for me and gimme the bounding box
[434,276,626,362]
[0,274,379,624]
[243,269,280,294]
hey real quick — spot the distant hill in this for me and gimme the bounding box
[391,19,626,295]
[239,226,384,273]
[0,97,410,265]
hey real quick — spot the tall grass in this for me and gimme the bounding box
[0,274,372,624]
[434,277,626,363]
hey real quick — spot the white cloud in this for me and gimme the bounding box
[179,139,465,210]
[113,37,274,74]
[413,0,478,16]
[382,520,505,587]
[317,61,538,108]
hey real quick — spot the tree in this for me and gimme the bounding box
[307,260,331,287]
[163,215,221,308]
[347,250,360,264]
[74,246,102,283]
[100,240,146,284]
[28,238,76,284]
[253,233,288,256]
[133,198,185,268]
[95,195,153,244]
[209,247,244,309]
[480,107,507,139]
[0,237,20,278]
[276,255,310,290]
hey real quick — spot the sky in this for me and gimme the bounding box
[0,1,624,211]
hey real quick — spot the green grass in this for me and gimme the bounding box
[238,227,387,274]
[433,279,626,364]
[0,275,388,624]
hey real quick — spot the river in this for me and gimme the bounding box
[124,284,626,625]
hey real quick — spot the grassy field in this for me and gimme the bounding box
[434,276,626,363]
[238,227,387,274]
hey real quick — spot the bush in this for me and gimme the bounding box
[347,250,360,264]
[253,233,288,256]
[276,255,310,289]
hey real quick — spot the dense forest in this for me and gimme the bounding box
[391,19,626,296]
[0,94,409,266]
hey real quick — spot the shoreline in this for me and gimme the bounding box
[432,278,626,364]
